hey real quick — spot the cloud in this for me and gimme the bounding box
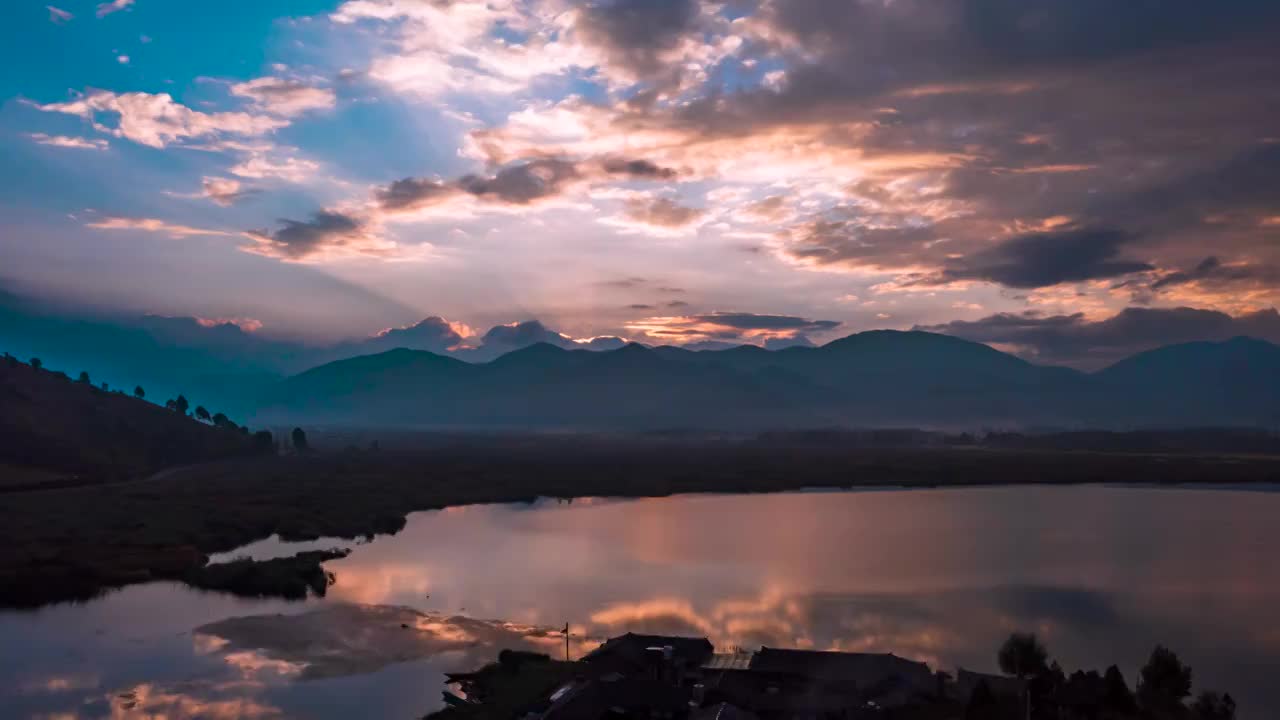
[243,210,403,262]
[230,77,336,117]
[446,0,1280,317]
[458,158,581,205]
[374,177,459,212]
[622,197,705,227]
[575,0,700,82]
[331,0,594,98]
[195,316,264,333]
[86,217,234,239]
[626,311,840,345]
[916,306,1280,369]
[475,320,578,353]
[95,0,132,18]
[47,6,73,24]
[596,277,649,290]
[480,319,574,347]
[116,54,130,64]
[37,90,288,148]
[599,156,678,179]
[162,177,259,205]
[744,195,790,221]
[1151,257,1280,291]
[938,228,1153,289]
[201,177,257,206]
[228,152,319,183]
[764,334,815,350]
[358,316,471,354]
[375,154,677,215]
[27,133,107,150]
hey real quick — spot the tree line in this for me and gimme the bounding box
[8,353,279,453]
[973,631,1236,719]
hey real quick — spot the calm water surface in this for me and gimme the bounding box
[3,485,1279,719]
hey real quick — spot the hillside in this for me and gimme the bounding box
[253,331,1280,430]
[1095,336,1280,426]
[0,355,266,485]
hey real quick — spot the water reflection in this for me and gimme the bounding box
[3,486,1279,718]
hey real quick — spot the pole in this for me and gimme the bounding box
[563,622,570,662]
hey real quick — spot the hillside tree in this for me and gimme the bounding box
[134,385,145,399]
[291,427,310,452]
[1138,645,1192,712]
[998,632,1049,680]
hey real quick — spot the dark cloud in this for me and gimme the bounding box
[597,277,648,289]
[916,306,1280,369]
[244,211,374,261]
[376,154,676,212]
[691,312,840,333]
[599,156,678,179]
[459,158,581,205]
[666,300,689,308]
[623,197,705,227]
[783,218,944,270]
[939,228,1152,288]
[709,0,1280,120]
[374,177,458,212]
[576,0,699,79]
[1151,257,1280,291]
[627,303,654,310]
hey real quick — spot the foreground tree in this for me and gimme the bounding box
[1138,645,1193,712]
[195,406,211,422]
[1192,691,1236,720]
[174,394,190,416]
[252,430,275,454]
[1103,665,1137,714]
[133,385,145,400]
[291,427,310,452]
[998,632,1049,680]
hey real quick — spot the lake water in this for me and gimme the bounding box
[3,485,1279,719]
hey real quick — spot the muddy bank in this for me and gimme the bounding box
[3,438,1280,607]
[184,548,350,600]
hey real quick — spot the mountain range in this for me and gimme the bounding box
[255,332,1280,431]
[5,291,1279,431]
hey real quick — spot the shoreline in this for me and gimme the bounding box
[4,440,1280,609]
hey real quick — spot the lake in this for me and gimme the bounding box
[3,485,1278,719]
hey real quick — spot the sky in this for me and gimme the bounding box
[2,0,1279,364]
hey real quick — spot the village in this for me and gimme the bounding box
[429,631,1226,720]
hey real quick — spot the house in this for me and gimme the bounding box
[746,648,937,706]
[582,633,715,683]
[953,667,1026,703]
